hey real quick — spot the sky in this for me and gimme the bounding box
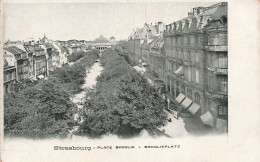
[3,2,216,41]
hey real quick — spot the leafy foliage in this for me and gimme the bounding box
[79,49,167,138]
[4,80,76,139]
[4,49,99,139]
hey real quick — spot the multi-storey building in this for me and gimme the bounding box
[91,35,112,53]
[148,37,166,81]
[126,2,227,132]
[163,2,227,131]
[4,46,29,82]
[3,59,17,95]
[24,42,47,79]
[128,22,165,65]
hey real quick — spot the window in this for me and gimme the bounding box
[173,50,176,58]
[207,54,212,66]
[4,73,7,82]
[181,85,185,94]
[184,51,187,60]
[195,70,200,84]
[183,36,188,46]
[12,71,16,79]
[218,106,228,115]
[176,81,180,89]
[219,33,227,45]
[218,53,228,69]
[187,89,193,99]
[208,33,218,45]
[190,35,195,45]
[187,67,191,82]
[195,52,199,63]
[207,99,212,111]
[198,35,203,45]
[187,51,191,60]
[195,92,200,103]
[171,62,175,71]
[208,74,213,89]
[218,76,228,93]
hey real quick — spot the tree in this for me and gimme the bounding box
[79,49,167,138]
[4,80,76,139]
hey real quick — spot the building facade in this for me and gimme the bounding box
[4,46,29,82]
[3,61,17,95]
[163,2,227,131]
[126,2,228,132]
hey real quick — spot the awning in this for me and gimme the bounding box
[216,118,228,132]
[175,93,185,103]
[174,66,183,75]
[181,97,192,109]
[188,103,201,115]
[200,111,214,127]
[37,75,45,79]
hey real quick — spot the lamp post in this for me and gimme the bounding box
[167,98,170,110]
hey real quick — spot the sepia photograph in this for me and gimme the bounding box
[2,1,228,140]
[3,2,228,139]
[0,0,259,162]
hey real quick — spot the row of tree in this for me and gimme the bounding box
[78,49,167,138]
[4,49,99,139]
[67,51,85,62]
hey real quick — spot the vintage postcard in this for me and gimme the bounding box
[0,0,259,161]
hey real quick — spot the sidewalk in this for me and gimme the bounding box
[158,111,189,138]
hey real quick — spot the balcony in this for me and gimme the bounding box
[205,45,227,52]
[214,68,228,75]
[206,88,228,100]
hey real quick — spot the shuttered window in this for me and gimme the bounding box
[195,70,199,83]
[218,76,228,93]
[219,33,227,45]
[218,53,228,68]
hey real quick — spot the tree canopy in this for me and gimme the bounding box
[79,49,167,138]
[4,49,99,139]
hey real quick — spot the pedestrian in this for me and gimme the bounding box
[177,110,180,120]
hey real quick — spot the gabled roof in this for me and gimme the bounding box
[200,3,227,20]
[24,44,44,52]
[144,23,158,36]
[4,46,26,55]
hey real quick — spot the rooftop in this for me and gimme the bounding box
[92,35,111,44]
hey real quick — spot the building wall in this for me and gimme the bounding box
[3,67,16,95]
[163,3,228,130]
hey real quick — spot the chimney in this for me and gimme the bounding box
[169,24,173,31]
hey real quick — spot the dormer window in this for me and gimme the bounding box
[220,16,227,24]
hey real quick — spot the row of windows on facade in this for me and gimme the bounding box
[170,81,228,115]
[180,85,201,103]
[167,63,200,83]
[206,98,228,116]
[207,53,228,69]
[207,75,228,93]
[35,51,45,56]
[4,71,16,82]
[166,49,198,61]
[36,67,46,75]
[169,67,227,94]
[36,61,47,69]
[17,66,29,73]
[18,73,29,81]
[149,57,165,69]
[165,33,227,46]
[166,50,228,69]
